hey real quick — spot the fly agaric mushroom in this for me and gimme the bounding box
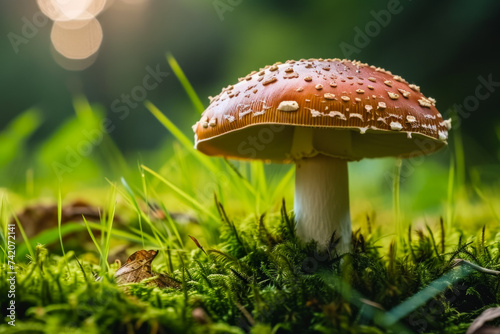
[193,58,451,253]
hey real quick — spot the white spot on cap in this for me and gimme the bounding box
[398,88,411,98]
[350,113,363,120]
[406,115,417,123]
[388,113,403,120]
[409,84,420,92]
[388,92,399,100]
[201,116,209,128]
[262,77,277,86]
[328,111,346,120]
[438,131,448,141]
[209,118,217,127]
[384,80,393,87]
[356,89,365,94]
[277,101,299,111]
[377,102,387,109]
[365,105,373,112]
[324,93,336,100]
[442,118,452,130]
[224,115,236,123]
[315,84,323,90]
[253,110,266,117]
[341,96,350,102]
[418,98,432,108]
[239,109,252,117]
[368,77,376,82]
[359,126,369,134]
[390,121,403,131]
[309,109,322,117]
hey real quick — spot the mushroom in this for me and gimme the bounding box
[193,58,450,253]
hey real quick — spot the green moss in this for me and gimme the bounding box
[2,202,500,334]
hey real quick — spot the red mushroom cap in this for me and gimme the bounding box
[194,58,450,161]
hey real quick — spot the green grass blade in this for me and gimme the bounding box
[223,159,260,201]
[381,265,472,326]
[0,196,7,263]
[271,166,294,204]
[146,100,259,206]
[144,101,220,173]
[108,179,171,251]
[57,188,71,274]
[82,215,106,271]
[393,158,402,244]
[11,209,35,260]
[446,155,456,232]
[319,271,411,333]
[453,127,466,198]
[121,177,145,248]
[16,223,87,259]
[87,222,158,247]
[166,52,205,114]
[0,108,41,168]
[102,185,117,271]
[145,100,194,150]
[141,164,218,221]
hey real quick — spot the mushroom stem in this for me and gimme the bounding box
[294,154,351,253]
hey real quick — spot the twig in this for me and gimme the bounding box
[235,301,255,326]
[452,259,500,276]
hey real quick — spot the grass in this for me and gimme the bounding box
[2,196,500,333]
[1,54,500,333]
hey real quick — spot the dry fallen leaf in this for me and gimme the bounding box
[467,306,500,334]
[115,249,181,289]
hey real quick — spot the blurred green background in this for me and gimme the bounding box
[2,0,499,150]
[1,0,499,212]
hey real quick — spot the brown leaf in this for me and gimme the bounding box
[467,306,500,334]
[115,250,181,289]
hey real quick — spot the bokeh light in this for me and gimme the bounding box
[37,0,108,70]
[37,0,106,21]
[51,19,103,60]
[121,0,148,4]
[50,44,99,71]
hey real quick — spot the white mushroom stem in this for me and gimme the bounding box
[294,154,351,253]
